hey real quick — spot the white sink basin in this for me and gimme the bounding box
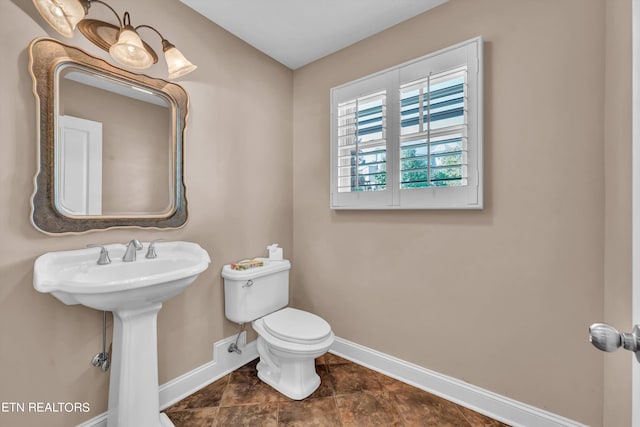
[33,240,210,427]
[34,241,210,311]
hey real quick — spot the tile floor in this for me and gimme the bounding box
[165,353,510,427]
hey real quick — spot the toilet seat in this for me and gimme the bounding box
[263,307,332,345]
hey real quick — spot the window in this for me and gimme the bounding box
[330,37,483,209]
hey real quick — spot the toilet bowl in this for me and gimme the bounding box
[222,258,334,400]
[252,307,335,399]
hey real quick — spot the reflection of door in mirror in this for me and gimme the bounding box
[58,68,173,216]
[57,115,103,215]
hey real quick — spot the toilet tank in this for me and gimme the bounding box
[221,258,291,324]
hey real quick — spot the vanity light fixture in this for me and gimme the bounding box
[32,0,197,79]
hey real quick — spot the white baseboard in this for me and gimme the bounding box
[159,331,258,409]
[330,337,588,427]
[76,332,258,427]
[78,334,586,427]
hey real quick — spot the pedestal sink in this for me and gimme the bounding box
[33,241,211,427]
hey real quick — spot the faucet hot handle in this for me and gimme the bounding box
[87,244,111,265]
[145,239,165,259]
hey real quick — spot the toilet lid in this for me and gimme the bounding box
[263,307,332,344]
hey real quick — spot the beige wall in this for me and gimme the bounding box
[0,0,292,425]
[292,0,622,426]
[0,0,633,426]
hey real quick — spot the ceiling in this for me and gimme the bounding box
[179,0,448,70]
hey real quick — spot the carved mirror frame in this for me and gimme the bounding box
[28,37,189,234]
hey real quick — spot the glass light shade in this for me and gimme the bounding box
[164,46,197,80]
[109,26,154,69]
[32,0,86,38]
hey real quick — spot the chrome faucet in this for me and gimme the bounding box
[122,239,143,262]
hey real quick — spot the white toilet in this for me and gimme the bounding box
[222,258,335,400]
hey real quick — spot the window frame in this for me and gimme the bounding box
[330,37,483,210]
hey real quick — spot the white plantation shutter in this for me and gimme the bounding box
[337,90,387,193]
[331,72,396,208]
[399,66,468,189]
[331,37,482,209]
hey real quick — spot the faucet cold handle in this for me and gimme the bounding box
[87,244,111,265]
[145,239,165,259]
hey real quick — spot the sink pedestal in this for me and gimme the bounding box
[107,303,173,427]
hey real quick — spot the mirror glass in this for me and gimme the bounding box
[29,37,189,234]
[57,66,173,216]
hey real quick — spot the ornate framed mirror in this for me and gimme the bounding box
[28,37,189,234]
